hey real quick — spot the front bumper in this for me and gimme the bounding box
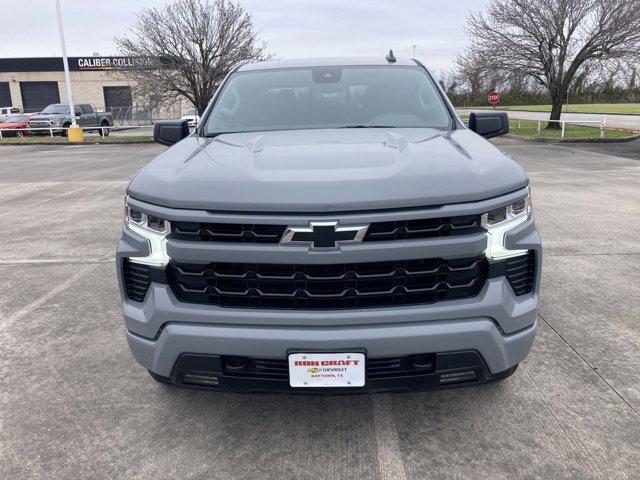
[117,192,541,391]
[128,316,536,391]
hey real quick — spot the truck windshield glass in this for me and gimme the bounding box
[204,66,452,135]
[41,105,70,114]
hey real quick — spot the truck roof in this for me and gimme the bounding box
[237,57,419,71]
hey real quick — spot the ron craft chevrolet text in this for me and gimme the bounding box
[116,55,541,393]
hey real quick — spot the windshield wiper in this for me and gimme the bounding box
[204,130,252,137]
[338,125,398,129]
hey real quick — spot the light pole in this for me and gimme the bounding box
[55,0,76,127]
[412,44,417,58]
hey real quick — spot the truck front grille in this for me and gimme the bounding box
[165,256,487,309]
[170,215,482,244]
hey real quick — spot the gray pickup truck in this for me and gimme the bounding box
[117,56,541,393]
[28,103,113,136]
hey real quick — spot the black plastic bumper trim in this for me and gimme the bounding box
[165,350,501,394]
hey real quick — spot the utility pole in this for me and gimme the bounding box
[55,0,76,126]
[412,44,417,58]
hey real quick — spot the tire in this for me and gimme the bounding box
[148,370,173,385]
[100,121,110,137]
[61,124,71,137]
[15,130,23,138]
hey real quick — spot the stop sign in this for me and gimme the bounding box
[488,91,500,105]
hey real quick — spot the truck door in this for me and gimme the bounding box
[78,105,95,127]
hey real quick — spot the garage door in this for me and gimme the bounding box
[104,86,132,120]
[20,82,60,113]
[0,82,11,107]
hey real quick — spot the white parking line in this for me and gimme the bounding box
[373,394,408,480]
[0,186,86,218]
[0,263,99,334]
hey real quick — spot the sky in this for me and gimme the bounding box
[0,0,488,74]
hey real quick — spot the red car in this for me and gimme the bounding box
[0,114,30,137]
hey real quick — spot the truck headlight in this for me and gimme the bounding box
[124,199,171,266]
[50,118,61,126]
[482,187,531,259]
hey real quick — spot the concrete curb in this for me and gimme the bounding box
[505,133,640,144]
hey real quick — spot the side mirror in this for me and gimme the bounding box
[468,111,509,139]
[154,119,189,146]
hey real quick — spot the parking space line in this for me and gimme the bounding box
[0,263,100,334]
[372,394,408,480]
[0,259,112,265]
[0,186,87,218]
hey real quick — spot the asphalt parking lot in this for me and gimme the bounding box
[1,138,639,479]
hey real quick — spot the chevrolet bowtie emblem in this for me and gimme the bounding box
[280,222,369,249]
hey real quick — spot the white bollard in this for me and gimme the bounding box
[561,121,565,138]
[537,121,541,134]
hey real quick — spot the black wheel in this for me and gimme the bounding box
[100,121,110,137]
[61,123,71,137]
[148,370,173,385]
[15,130,23,138]
[488,364,519,383]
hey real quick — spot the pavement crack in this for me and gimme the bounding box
[538,312,639,417]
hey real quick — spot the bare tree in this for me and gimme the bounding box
[458,0,640,128]
[115,0,272,116]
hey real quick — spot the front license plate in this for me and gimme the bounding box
[288,353,365,388]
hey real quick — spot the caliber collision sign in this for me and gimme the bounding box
[488,91,501,105]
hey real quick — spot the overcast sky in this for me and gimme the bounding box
[0,0,488,73]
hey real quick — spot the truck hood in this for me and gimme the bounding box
[128,128,528,212]
[28,114,68,121]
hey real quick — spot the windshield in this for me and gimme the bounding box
[41,105,70,114]
[4,115,26,123]
[185,109,197,116]
[204,66,452,135]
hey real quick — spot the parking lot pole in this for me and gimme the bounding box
[55,0,76,128]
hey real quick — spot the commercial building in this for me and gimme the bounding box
[0,56,187,121]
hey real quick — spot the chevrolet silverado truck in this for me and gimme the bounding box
[116,56,541,393]
[28,103,113,136]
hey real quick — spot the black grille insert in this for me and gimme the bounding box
[172,222,286,243]
[363,215,481,241]
[123,260,152,302]
[166,256,488,309]
[122,259,166,302]
[220,354,437,380]
[170,215,482,244]
[488,251,536,296]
